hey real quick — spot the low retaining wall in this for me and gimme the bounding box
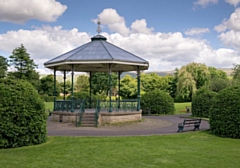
[98,111,142,126]
[51,111,77,123]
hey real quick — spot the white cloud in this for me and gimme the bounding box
[0,0,67,23]
[194,0,218,7]
[185,28,210,36]
[225,0,240,7]
[130,19,154,34]
[95,8,130,36]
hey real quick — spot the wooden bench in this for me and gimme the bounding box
[178,118,201,132]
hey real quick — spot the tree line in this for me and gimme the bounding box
[1,44,240,102]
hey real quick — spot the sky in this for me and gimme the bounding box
[0,0,240,74]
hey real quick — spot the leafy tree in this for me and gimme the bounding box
[75,75,89,92]
[208,78,230,92]
[208,66,228,79]
[8,44,39,88]
[168,69,178,99]
[232,64,240,80]
[0,56,8,78]
[39,75,60,96]
[141,73,171,92]
[91,72,117,96]
[120,74,137,99]
[60,80,72,95]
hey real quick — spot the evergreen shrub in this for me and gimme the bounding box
[141,90,175,115]
[0,79,47,148]
[192,88,217,118]
[210,86,240,139]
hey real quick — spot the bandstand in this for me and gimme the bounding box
[44,21,149,127]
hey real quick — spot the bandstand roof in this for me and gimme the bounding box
[44,34,149,72]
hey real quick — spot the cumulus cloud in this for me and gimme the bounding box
[225,0,240,7]
[94,9,154,36]
[185,28,210,36]
[0,0,67,23]
[194,0,218,8]
[215,8,240,52]
[130,19,154,34]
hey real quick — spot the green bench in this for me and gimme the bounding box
[178,118,201,132]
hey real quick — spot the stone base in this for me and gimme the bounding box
[51,111,78,123]
[98,111,142,126]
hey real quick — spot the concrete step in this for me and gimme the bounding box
[79,113,96,127]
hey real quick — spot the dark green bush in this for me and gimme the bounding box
[40,94,54,102]
[210,86,240,139]
[0,79,47,148]
[141,90,175,115]
[192,88,217,118]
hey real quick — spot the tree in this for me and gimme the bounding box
[60,80,71,95]
[232,64,240,80]
[91,72,117,96]
[8,44,39,88]
[120,74,137,99]
[39,75,60,96]
[75,75,89,92]
[0,56,8,78]
[208,66,228,80]
[141,73,171,92]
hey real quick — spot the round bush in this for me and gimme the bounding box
[0,79,47,148]
[141,90,175,115]
[210,86,240,139]
[192,88,217,118]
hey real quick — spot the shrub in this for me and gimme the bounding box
[192,88,217,118]
[141,90,175,115]
[210,86,240,139]
[0,79,47,148]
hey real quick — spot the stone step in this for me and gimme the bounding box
[79,113,96,127]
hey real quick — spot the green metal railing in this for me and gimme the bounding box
[96,99,138,112]
[76,100,85,127]
[95,100,101,127]
[54,100,83,112]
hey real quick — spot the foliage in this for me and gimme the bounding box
[192,88,217,118]
[0,79,47,148]
[91,72,118,95]
[208,66,228,79]
[75,75,89,92]
[231,64,240,80]
[8,44,39,88]
[210,86,240,139]
[141,90,175,114]
[38,75,60,96]
[141,73,171,92]
[59,80,71,95]
[0,56,8,78]
[208,78,230,92]
[168,69,178,99]
[120,74,137,99]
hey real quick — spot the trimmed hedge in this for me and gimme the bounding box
[192,88,217,118]
[141,90,175,115]
[210,86,240,139]
[0,79,47,148]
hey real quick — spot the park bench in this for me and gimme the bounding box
[177,118,201,132]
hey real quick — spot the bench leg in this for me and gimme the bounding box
[194,124,200,131]
[178,127,184,132]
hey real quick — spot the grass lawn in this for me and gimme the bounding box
[44,102,54,111]
[174,102,191,114]
[0,131,239,168]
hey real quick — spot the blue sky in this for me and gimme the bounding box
[0,0,240,73]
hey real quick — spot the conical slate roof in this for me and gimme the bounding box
[44,35,149,72]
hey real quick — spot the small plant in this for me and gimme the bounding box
[141,90,175,115]
[0,79,47,148]
[210,86,240,139]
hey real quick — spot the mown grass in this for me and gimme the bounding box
[44,102,54,111]
[0,131,239,168]
[174,102,191,114]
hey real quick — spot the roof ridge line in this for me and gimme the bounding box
[100,40,114,60]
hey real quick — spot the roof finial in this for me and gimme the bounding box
[97,18,102,34]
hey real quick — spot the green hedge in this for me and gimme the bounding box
[192,88,217,118]
[141,90,175,115]
[210,86,240,139]
[0,79,47,148]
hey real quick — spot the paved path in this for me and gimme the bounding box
[47,114,210,137]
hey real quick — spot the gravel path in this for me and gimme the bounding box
[47,113,210,136]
